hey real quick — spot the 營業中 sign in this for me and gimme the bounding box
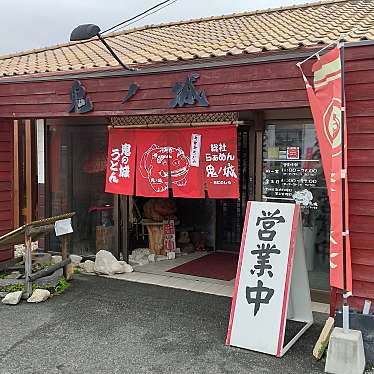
[226,201,313,357]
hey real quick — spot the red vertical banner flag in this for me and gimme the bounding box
[105,128,136,195]
[299,47,352,291]
[165,128,205,198]
[203,125,239,199]
[136,129,170,198]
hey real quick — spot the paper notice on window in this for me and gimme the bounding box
[54,218,73,236]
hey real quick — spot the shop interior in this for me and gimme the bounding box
[45,112,331,296]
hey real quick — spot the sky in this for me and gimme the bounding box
[1,0,312,55]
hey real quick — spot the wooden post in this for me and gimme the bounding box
[113,194,120,259]
[13,120,20,228]
[24,231,33,297]
[25,119,33,224]
[120,195,129,262]
[254,111,265,201]
[61,235,70,280]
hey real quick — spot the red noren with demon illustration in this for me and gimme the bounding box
[140,145,191,192]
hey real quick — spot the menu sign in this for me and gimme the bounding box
[263,158,320,210]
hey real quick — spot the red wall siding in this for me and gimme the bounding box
[0,57,312,118]
[0,119,13,262]
[346,45,374,311]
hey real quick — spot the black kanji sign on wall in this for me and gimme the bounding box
[69,80,93,114]
[170,73,209,108]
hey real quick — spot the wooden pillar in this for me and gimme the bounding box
[24,231,32,297]
[61,235,71,280]
[113,194,120,259]
[254,111,265,201]
[120,195,129,262]
[13,120,20,228]
[25,119,33,223]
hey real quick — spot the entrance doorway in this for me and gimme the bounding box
[127,124,255,283]
[216,126,253,252]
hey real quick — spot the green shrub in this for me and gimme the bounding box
[0,277,70,296]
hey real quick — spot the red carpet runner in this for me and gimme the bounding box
[167,252,239,281]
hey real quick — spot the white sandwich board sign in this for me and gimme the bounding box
[226,201,313,357]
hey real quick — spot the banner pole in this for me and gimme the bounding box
[340,42,347,292]
[340,42,350,331]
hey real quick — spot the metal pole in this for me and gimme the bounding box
[340,42,350,332]
[97,35,135,71]
[340,43,347,292]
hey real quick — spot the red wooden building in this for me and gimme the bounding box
[1,0,374,311]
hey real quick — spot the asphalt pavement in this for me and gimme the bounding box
[0,274,327,374]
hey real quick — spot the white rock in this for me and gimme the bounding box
[2,291,23,305]
[148,254,156,262]
[156,255,168,261]
[94,250,133,275]
[70,255,83,264]
[51,255,62,264]
[167,251,176,260]
[131,248,151,261]
[81,260,95,273]
[118,261,133,273]
[129,258,148,266]
[27,289,50,303]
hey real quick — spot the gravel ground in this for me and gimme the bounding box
[0,274,327,374]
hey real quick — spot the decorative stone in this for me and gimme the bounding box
[81,260,95,273]
[2,291,23,305]
[4,271,22,279]
[167,251,176,260]
[118,261,133,273]
[32,252,51,266]
[156,255,168,261]
[35,269,63,287]
[131,248,151,261]
[69,255,83,264]
[94,250,133,275]
[27,289,50,303]
[129,248,152,266]
[51,255,62,264]
[148,254,156,262]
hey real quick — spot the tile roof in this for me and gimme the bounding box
[1,0,374,77]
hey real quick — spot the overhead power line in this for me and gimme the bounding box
[110,0,179,33]
[101,0,178,35]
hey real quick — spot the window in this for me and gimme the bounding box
[262,122,330,291]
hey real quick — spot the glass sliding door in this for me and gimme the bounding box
[262,121,330,292]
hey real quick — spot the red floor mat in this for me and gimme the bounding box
[167,252,239,281]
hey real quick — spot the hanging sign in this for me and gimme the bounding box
[105,126,239,199]
[226,201,313,357]
[163,220,176,252]
[105,129,136,195]
[136,129,171,198]
[203,125,239,198]
[166,128,205,198]
[55,218,73,237]
[299,47,352,291]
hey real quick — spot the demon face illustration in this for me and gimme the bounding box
[140,144,190,192]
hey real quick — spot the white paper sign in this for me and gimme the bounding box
[190,133,202,167]
[54,218,73,237]
[226,201,313,357]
